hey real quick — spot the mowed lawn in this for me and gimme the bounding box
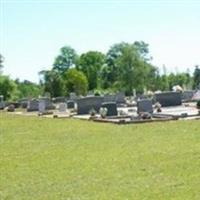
[0,113,200,200]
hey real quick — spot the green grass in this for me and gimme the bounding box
[0,113,200,200]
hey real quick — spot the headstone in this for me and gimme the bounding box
[115,92,126,104]
[27,99,39,112]
[59,103,67,112]
[77,96,104,115]
[155,92,182,107]
[67,100,75,109]
[0,95,5,109]
[19,98,28,108]
[103,94,116,102]
[137,99,153,114]
[7,104,15,112]
[192,90,200,101]
[101,102,118,116]
[182,90,195,102]
[38,100,46,113]
[39,97,55,110]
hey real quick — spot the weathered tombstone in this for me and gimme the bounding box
[39,97,55,110]
[137,99,153,114]
[101,102,118,116]
[0,95,5,109]
[115,92,126,104]
[59,103,67,112]
[19,98,29,108]
[103,94,116,102]
[77,96,104,115]
[27,99,39,112]
[67,100,75,109]
[38,100,46,113]
[155,92,182,107]
[182,90,195,102]
[192,90,200,101]
[7,104,15,112]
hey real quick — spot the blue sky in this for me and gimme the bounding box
[1,0,200,83]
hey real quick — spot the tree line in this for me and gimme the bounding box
[0,41,200,100]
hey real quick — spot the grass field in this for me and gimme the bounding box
[0,113,200,199]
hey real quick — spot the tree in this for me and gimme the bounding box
[105,42,129,87]
[133,41,151,61]
[193,65,200,89]
[103,42,157,94]
[15,79,41,98]
[63,68,88,96]
[116,44,151,94]
[168,72,191,90]
[53,46,78,74]
[0,75,18,100]
[77,51,105,90]
[39,70,64,97]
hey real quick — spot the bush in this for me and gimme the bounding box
[63,69,88,96]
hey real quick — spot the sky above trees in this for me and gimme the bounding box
[0,0,200,83]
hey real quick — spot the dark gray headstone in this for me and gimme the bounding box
[67,100,75,109]
[19,98,28,108]
[101,102,118,116]
[77,96,104,115]
[115,92,126,104]
[155,92,182,107]
[27,99,39,112]
[182,91,195,102]
[7,104,15,112]
[137,99,153,114]
[39,97,55,110]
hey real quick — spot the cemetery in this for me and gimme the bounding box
[1,89,200,124]
[1,1,200,198]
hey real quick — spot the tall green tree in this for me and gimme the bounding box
[105,42,129,87]
[77,51,105,90]
[133,41,151,61]
[53,46,78,74]
[0,75,18,100]
[39,70,64,97]
[116,44,152,94]
[103,42,157,94]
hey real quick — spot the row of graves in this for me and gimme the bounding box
[1,90,200,124]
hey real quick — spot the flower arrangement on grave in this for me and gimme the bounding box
[100,107,108,118]
[89,108,97,117]
[154,102,162,112]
